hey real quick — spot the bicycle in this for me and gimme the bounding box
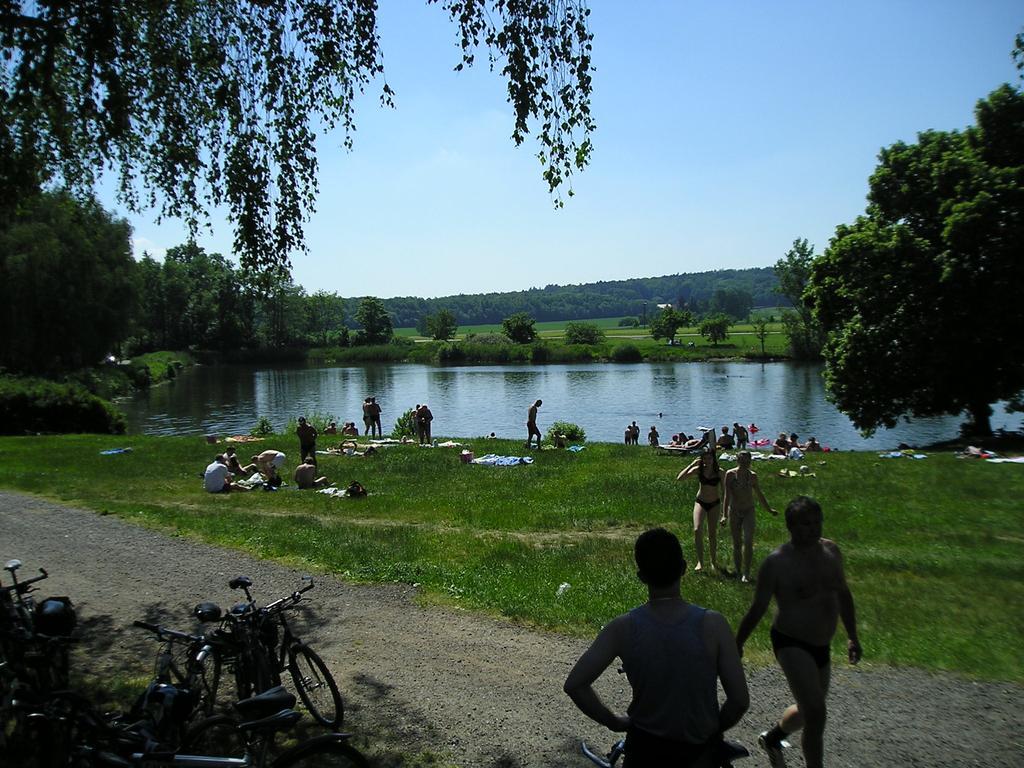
[132,619,222,719]
[222,576,344,729]
[21,684,368,767]
[581,736,749,768]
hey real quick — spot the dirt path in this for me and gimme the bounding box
[2,491,1021,767]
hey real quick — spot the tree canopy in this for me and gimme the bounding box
[775,238,824,359]
[502,311,537,343]
[649,307,692,344]
[698,313,730,347]
[807,84,1024,435]
[1,0,595,276]
[0,190,135,375]
[353,296,394,345]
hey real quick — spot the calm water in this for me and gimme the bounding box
[117,362,1022,450]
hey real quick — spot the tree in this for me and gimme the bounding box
[807,84,1024,436]
[306,291,346,347]
[649,307,692,344]
[0,1,595,276]
[502,312,537,343]
[353,297,394,345]
[564,321,604,344]
[426,309,458,341]
[709,287,753,320]
[699,314,730,347]
[752,318,770,357]
[0,190,135,374]
[774,238,823,359]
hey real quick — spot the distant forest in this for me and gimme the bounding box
[359,267,785,328]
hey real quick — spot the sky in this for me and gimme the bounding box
[100,0,1023,300]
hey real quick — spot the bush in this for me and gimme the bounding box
[617,317,640,327]
[392,408,417,439]
[611,343,643,362]
[463,332,510,345]
[564,322,604,345]
[545,421,586,443]
[250,416,275,436]
[530,343,551,363]
[284,411,338,435]
[0,376,126,435]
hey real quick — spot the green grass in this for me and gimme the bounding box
[2,435,1019,681]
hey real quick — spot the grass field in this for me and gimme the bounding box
[2,434,1019,681]
[394,314,788,341]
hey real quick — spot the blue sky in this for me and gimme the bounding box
[104,1,1023,299]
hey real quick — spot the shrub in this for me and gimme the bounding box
[250,416,275,436]
[564,322,604,345]
[284,411,338,435]
[617,317,640,327]
[392,408,417,439]
[611,343,643,362]
[545,421,586,443]
[463,332,510,345]
[0,376,126,435]
[530,343,551,363]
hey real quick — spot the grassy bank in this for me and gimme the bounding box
[1,435,1020,681]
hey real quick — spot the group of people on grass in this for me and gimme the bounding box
[566,499,861,768]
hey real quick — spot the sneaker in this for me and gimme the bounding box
[758,731,788,768]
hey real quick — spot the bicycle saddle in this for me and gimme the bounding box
[229,576,253,590]
[235,686,297,721]
[5,559,21,572]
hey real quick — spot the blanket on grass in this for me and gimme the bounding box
[470,454,534,466]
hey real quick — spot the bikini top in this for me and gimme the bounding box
[698,467,720,485]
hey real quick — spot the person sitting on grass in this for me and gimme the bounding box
[204,455,243,493]
[803,436,823,452]
[294,460,330,489]
[341,422,360,437]
[223,446,246,476]
[773,433,790,456]
[717,426,735,450]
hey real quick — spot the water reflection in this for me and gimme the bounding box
[117,361,1022,450]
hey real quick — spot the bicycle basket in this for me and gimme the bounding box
[34,596,77,636]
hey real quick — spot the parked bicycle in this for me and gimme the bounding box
[18,683,367,767]
[216,575,344,729]
[132,618,222,719]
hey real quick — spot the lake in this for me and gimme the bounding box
[117,361,1022,450]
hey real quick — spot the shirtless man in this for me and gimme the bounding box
[526,399,542,449]
[720,450,776,582]
[293,460,329,489]
[735,496,862,768]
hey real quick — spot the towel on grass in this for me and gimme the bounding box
[879,451,927,459]
[100,447,132,455]
[567,445,585,452]
[470,454,534,466]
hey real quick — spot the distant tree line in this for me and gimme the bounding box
[368,269,783,329]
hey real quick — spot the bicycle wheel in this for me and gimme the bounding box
[273,736,368,768]
[182,713,247,757]
[288,644,344,728]
[190,651,222,716]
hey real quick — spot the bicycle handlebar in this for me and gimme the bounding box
[247,578,316,614]
[1,567,49,595]
[132,620,203,643]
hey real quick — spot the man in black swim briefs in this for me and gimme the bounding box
[734,496,862,768]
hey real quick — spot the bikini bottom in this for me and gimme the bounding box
[695,498,720,512]
[771,627,830,669]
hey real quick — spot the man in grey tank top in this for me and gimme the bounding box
[565,529,749,767]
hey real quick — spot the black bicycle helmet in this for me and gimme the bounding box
[193,602,222,623]
[34,597,76,636]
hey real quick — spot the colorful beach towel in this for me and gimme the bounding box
[470,454,534,466]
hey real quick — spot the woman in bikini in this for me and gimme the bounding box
[676,448,722,572]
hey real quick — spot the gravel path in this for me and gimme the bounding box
[2,491,1021,767]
